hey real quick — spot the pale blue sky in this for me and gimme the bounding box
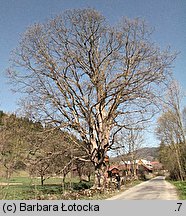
[0,0,186,145]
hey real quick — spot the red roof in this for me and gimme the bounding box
[108,165,119,171]
[108,164,127,171]
[151,161,160,165]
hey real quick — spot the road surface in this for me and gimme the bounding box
[107,176,178,200]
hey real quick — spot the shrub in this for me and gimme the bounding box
[72,181,93,190]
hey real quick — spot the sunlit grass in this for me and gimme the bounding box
[0,175,143,200]
[0,176,93,200]
[170,181,186,200]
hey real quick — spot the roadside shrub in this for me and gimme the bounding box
[72,181,93,190]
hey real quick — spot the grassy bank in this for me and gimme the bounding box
[0,176,93,200]
[170,181,186,200]
[0,176,142,200]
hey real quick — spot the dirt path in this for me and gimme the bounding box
[107,176,178,200]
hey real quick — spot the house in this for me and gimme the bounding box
[137,159,153,176]
[150,161,163,171]
[108,165,120,176]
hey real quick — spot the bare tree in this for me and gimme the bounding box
[165,81,186,145]
[8,9,176,187]
[182,107,186,130]
[26,127,86,186]
[156,81,186,180]
[112,127,144,178]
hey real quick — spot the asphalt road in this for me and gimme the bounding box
[107,176,178,200]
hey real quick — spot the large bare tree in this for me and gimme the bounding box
[8,9,176,186]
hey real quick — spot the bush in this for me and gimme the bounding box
[170,181,186,199]
[72,181,93,190]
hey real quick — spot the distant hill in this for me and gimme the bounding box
[110,147,159,163]
[134,147,159,161]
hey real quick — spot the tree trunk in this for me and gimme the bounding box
[173,143,184,181]
[4,165,12,179]
[41,175,45,186]
[6,169,11,179]
[93,164,107,189]
[88,173,91,182]
[61,173,67,193]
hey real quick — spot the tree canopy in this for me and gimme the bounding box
[8,9,176,185]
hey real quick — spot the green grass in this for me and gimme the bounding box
[0,176,93,200]
[170,181,186,200]
[0,184,64,200]
[0,176,41,185]
[0,175,142,200]
[0,176,74,185]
